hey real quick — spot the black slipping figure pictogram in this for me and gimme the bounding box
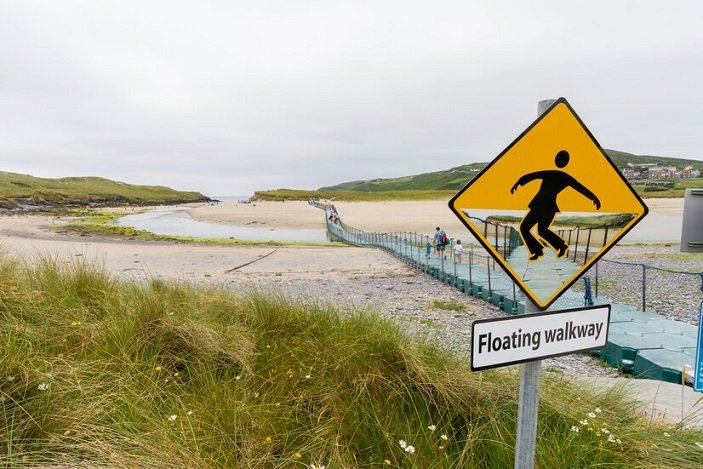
[510,150,601,261]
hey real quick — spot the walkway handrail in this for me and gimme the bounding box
[307,199,703,386]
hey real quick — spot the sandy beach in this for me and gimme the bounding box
[189,198,685,239]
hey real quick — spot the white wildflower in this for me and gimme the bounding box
[588,412,596,418]
[601,428,610,435]
[664,432,670,437]
[405,445,415,454]
[570,426,580,433]
[579,419,588,426]
[428,424,436,432]
[168,415,177,422]
[608,434,616,443]
[399,440,407,449]
[440,434,448,441]
[37,382,50,391]
[595,407,602,413]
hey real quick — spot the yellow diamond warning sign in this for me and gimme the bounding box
[449,98,648,310]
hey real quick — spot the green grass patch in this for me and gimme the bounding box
[428,300,468,313]
[1,257,703,467]
[403,316,438,328]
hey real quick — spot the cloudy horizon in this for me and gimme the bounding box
[1,1,702,197]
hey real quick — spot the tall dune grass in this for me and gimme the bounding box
[1,256,702,467]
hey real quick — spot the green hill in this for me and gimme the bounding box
[0,171,209,209]
[604,149,703,171]
[320,162,486,192]
[319,150,703,193]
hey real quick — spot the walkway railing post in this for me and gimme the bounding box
[487,255,492,301]
[454,254,457,283]
[468,248,473,287]
[404,231,408,260]
[425,235,430,271]
[441,249,445,279]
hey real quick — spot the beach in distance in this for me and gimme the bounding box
[189,198,685,242]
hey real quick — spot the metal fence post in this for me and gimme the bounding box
[642,264,647,311]
[595,262,599,298]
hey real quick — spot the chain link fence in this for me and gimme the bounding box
[585,260,703,323]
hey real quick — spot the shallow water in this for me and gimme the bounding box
[114,206,330,243]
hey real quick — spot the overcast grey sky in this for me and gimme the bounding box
[1,1,701,196]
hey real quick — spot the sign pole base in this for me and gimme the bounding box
[515,361,541,468]
[514,300,540,469]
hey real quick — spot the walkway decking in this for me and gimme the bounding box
[313,200,699,385]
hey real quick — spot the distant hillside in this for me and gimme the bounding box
[319,150,703,193]
[319,162,486,192]
[604,149,703,171]
[0,172,209,210]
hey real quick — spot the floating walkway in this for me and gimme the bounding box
[311,200,699,385]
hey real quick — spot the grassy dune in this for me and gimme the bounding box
[0,172,208,209]
[1,257,702,467]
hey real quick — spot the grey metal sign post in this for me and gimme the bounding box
[514,301,541,468]
[513,99,554,469]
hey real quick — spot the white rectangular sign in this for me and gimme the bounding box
[471,305,610,371]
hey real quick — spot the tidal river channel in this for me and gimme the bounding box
[114,206,331,243]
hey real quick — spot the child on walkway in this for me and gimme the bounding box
[454,239,463,263]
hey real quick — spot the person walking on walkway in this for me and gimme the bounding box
[434,227,448,259]
[510,150,600,261]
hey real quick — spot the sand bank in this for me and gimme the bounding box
[189,198,684,238]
